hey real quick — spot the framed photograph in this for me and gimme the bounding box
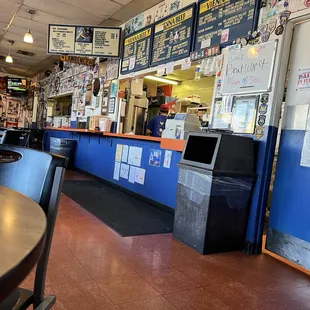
[231,95,259,134]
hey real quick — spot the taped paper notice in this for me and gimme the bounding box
[164,150,172,168]
[120,163,129,179]
[122,145,129,162]
[181,57,191,70]
[128,146,142,167]
[129,166,136,184]
[135,167,146,185]
[113,162,120,181]
[115,144,123,162]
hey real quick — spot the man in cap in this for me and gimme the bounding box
[146,104,169,137]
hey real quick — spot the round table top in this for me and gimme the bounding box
[0,186,46,303]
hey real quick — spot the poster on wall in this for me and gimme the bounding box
[151,4,196,67]
[149,149,162,167]
[6,99,20,118]
[297,67,310,91]
[121,26,153,74]
[211,98,232,129]
[194,0,260,51]
[48,24,121,57]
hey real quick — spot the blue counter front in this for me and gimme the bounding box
[46,129,183,209]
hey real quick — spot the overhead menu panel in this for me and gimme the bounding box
[121,26,153,74]
[48,24,121,58]
[194,0,259,51]
[151,4,196,67]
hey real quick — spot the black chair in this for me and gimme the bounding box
[0,145,68,310]
[29,129,46,150]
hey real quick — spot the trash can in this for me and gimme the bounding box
[50,138,76,168]
[173,132,256,255]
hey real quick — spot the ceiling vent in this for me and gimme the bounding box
[17,50,35,56]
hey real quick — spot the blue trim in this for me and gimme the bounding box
[245,125,278,252]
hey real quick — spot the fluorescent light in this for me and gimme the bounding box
[144,75,178,85]
[5,55,13,63]
[24,32,33,43]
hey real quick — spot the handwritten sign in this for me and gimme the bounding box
[121,26,153,74]
[222,41,277,95]
[194,0,260,51]
[151,4,196,66]
[60,55,95,66]
[48,24,121,58]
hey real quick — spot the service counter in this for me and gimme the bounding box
[45,128,185,210]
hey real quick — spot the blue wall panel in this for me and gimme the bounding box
[269,129,310,243]
[46,131,181,209]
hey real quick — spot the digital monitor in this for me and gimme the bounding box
[7,78,27,92]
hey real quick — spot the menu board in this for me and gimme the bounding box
[121,26,153,74]
[194,0,259,51]
[151,4,196,67]
[48,24,121,58]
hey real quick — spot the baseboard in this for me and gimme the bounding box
[74,168,175,216]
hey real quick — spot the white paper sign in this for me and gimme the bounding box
[297,67,310,91]
[129,166,136,184]
[115,144,123,162]
[113,162,120,181]
[201,38,211,49]
[120,163,129,179]
[157,65,166,76]
[135,167,146,185]
[122,145,129,162]
[164,150,172,168]
[166,62,175,74]
[181,57,191,70]
[128,146,142,167]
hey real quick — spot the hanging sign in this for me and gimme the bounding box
[59,55,95,66]
[121,26,153,74]
[194,0,260,51]
[48,25,121,58]
[151,4,196,67]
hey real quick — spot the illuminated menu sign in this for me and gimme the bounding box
[48,24,121,58]
[194,0,259,51]
[151,4,196,66]
[121,26,153,74]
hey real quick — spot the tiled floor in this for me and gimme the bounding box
[21,171,310,309]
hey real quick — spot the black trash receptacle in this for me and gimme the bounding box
[50,138,76,168]
[173,132,256,255]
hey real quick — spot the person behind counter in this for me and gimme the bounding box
[146,104,169,137]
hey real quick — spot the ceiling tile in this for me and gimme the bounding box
[58,0,123,18]
[0,0,21,14]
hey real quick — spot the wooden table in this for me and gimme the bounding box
[0,186,46,303]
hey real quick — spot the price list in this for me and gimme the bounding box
[151,4,195,67]
[194,0,259,51]
[121,26,153,74]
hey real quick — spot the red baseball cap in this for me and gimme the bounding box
[160,104,169,112]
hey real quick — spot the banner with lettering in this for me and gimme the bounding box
[194,0,260,51]
[151,4,196,67]
[121,26,153,74]
[48,25,121,58]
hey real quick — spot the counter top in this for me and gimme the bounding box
[45,127,185,152]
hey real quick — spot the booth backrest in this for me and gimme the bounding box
[0,145,52,203]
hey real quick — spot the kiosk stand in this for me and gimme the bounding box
[174,132,256,254]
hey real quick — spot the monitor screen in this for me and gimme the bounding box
[183,135,218,165]
[7,78,27,92]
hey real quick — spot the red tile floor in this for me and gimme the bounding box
[21,171,310,310]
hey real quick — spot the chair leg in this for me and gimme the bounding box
[34,296,56,310]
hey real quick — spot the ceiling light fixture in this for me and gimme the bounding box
[5,40,14,64]
[144,75,178,85]
[24,9,35,44]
